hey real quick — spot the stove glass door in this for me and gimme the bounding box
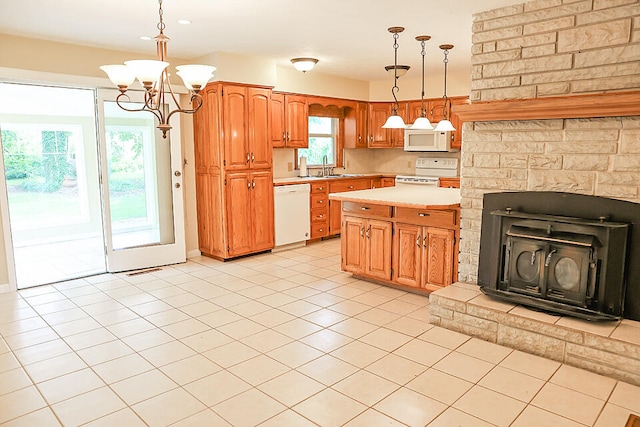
[545,244,592,306]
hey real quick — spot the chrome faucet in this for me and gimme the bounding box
[322,155,328,177]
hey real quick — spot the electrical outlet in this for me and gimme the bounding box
[287,162,293,171]
[407,161,412,168]
[346,160,350,168]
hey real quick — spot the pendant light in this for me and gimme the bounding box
[434,44,456,132]
[382,27,407,129]
[100,0,215,138]
[410,35,433,130]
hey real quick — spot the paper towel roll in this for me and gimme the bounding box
[299,156,308,177]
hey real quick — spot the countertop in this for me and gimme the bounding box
[328,186,461,210]
[273,173,395,185]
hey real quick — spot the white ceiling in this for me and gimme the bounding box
[0,0,524,81]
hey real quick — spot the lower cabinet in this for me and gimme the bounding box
[226,170,274,257]
[392,223,455,290]
[341,216,392,281]
[340,202,459,291]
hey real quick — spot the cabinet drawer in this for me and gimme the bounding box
[439,177,460,188]
[310,193,328,208]
[329,178,371,193]
[311,222,329,238]
[394,207,457,228]
[343,202,392,218]
[311,208,328,223]
[311,182,329,194]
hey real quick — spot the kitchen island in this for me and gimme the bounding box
[329,186,461,293]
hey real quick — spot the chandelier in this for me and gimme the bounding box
[100,0,215,138]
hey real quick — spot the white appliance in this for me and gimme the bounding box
[404,128,453,152]
[273,183,310,249]
[396,157,459,186]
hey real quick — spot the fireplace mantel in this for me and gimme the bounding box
[453,91,640,122]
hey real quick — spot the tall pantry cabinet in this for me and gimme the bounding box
[194,83,275,260]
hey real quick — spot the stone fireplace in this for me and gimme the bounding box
[429,0,640,385]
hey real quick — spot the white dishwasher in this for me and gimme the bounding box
[273,183,310,249]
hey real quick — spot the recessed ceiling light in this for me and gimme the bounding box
[140,36,152,41]
[177,19,191,25]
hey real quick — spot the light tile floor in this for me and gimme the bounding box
[1,239,639,426]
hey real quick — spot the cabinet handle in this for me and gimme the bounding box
[247,180,251,189]
[360,207,370,211]
[319,228,324,232]
[366,227,370,239]
[318,187,324,190]
[252,179,256,189]
[423,235,428,248]
[369,135,373,142]
[347,185,354,189]
[360,226,365,237]
[358,135,362,142]
[287,132,290,142]
[246,153,250,163]
[418,212,430,217]
[251,153,255,163]
[282,131,286,142]
[316,214,324,219]
[318,200,324,204]
[416,234,421,248]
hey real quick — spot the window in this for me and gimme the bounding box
[298,116,337,166]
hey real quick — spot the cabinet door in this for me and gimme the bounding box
[391,102,407,148]
[365,219,392,281]
[356,102,368,148]
[422,227,455,289]
[449,97,466,150]
[329,199,341,235]
[392,223,422,288]
[225,172,252,256]
[250,171,274,252]
[407,100,428,124]
[286,95,309,148]
[248,88,272,169]
[428,98,448,124]
[223,85,249,170]
[341,216,366,275]
[368,103,392,148]
[271,92,286,148]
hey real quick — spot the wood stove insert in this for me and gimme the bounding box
[477,192,638,321]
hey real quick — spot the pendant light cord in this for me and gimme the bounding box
[420,39,426,117]
[391,31,400,114]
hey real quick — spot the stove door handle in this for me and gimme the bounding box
[531,249,540,266]
[545,249,557,267]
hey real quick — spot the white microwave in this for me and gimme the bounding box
[404,128,452,152]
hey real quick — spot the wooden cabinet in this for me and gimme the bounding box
[337,200,459,292]
[439,177,460,188]
[449,97,466,150]
[310,181,329,239]
[392,223,454,290]
[367,102,406,148]
[225,171,274,256]
[381,177,396,187]
[222,85,272,171]
[341,215,392,281]
[194,82,274,260]
[328,178,372,236]
[344,101,368,149]
[271,92,309,148]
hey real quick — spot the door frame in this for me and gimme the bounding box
[0,129,18,291]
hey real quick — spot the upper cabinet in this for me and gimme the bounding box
[271,92,309,148]
[344,101,368,149]
[367,102,406,148]
[408,96,467,151]
[221,85,272,171]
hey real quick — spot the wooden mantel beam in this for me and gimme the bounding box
[452,91,640,122]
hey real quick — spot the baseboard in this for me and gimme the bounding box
[186,249,202,258]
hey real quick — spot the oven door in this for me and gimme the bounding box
[505,236,545,296]
[544,244,593,307]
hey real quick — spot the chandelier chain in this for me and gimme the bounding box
[157,0,166,33]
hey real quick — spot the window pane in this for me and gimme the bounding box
[299,137,335,165]
[308,116,333,134]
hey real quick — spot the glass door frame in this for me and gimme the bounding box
[97,89,186,273]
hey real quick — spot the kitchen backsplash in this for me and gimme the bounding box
[273,148,460,178]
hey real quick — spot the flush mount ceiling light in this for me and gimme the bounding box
[384,64,410,78]
[100,0,215,138]
[433,44,457,132]
[291,57,319,73]
[410,35,434,130]
[382,26,407,129]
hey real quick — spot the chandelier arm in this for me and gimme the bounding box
[165,94,203,123]
[115,92,164,124]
